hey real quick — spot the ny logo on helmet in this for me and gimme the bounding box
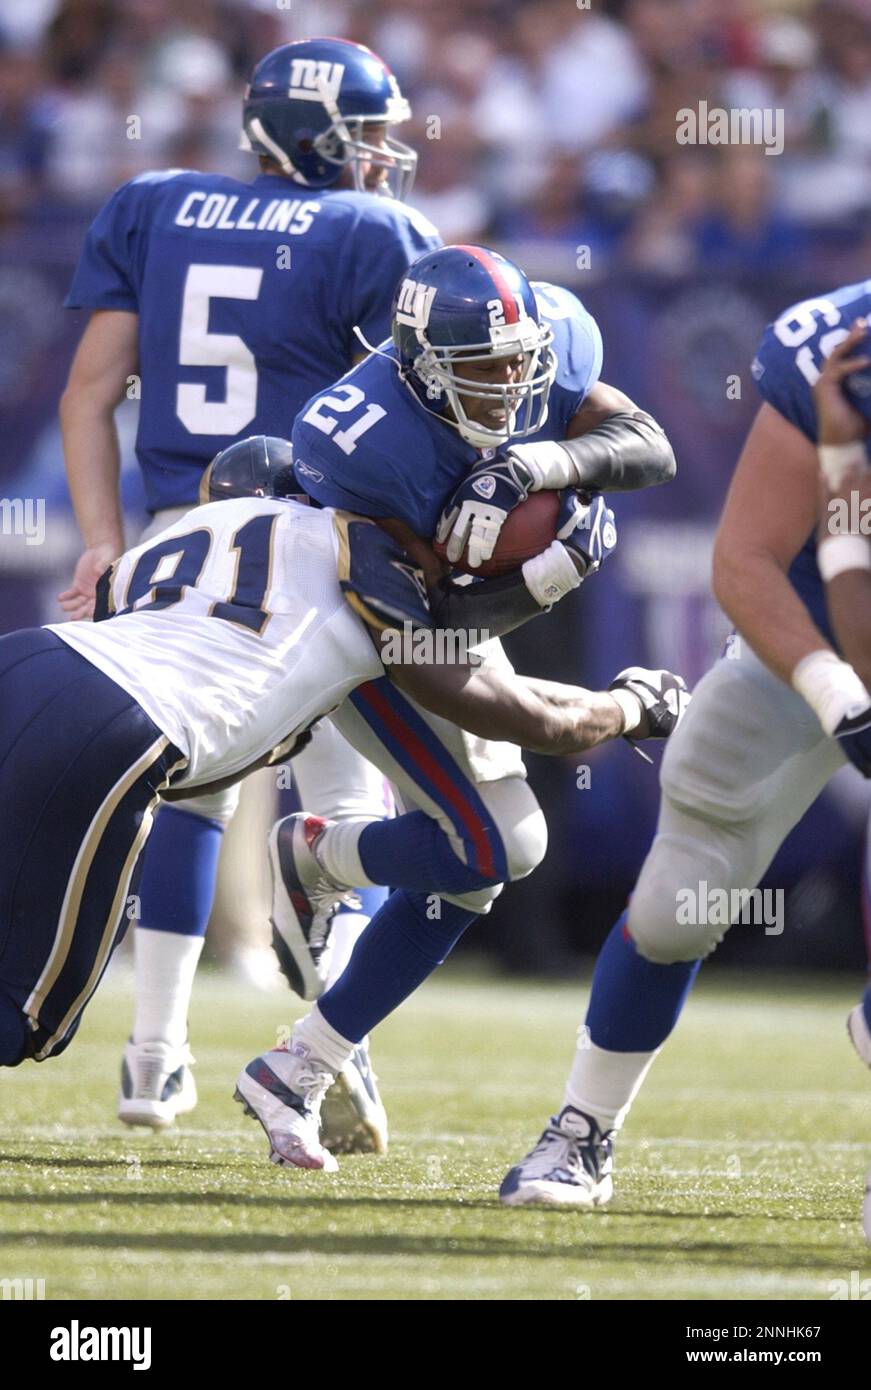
[288,59,345,103]
[395,279,438,330]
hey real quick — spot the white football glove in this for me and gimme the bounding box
[436,456,534,568]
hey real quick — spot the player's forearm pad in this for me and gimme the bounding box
[508,412,676,494]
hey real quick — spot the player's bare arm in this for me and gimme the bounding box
[386,647,688,757]
[58,308,139,619]
[815,321,871,690]
[712,401,833,684]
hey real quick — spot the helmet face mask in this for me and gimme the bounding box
[415,329,555,449]
[313,115,417,201]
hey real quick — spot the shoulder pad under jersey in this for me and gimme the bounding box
[333,513,432,635]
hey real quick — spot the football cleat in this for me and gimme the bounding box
[268,813,361,1000]
[320,1042,389,1155]
[499,1106,614,1209]
[848,1004,871,1067]
[234,1043,339,1171]
[118,1040,197,1129]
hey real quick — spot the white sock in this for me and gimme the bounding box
[292,1003,356,1073]
[563,1038,660,1132]
[316,818,378,888]
[132,928,204,1049]
[325,912,370,990]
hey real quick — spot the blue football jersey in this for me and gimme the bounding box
[291,281,603,537]
[751,280,871,641]
[65,169,441,512]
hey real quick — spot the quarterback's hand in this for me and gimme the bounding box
[57,542,119,621]
[608,666,691,745]
[556,490,617,577]
[436,454,534,568]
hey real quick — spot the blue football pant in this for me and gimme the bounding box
[0,629,185,1063]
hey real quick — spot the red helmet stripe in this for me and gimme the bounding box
[455,245,519,325]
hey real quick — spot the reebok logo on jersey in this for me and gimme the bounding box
[395,279,438,330]
[50,1321,151,1371]
[294,458,324,484]
[288,59,344,104]
[472,474,497,501]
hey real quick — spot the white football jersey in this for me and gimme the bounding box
[47,499,384,789]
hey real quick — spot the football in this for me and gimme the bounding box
[434,489,560,578]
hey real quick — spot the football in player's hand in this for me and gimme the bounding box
[434,491,560,577]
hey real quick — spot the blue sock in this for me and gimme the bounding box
[358,810,501,895]
[318,890,476,1042]
[863,983,871,1034]
[0,991,28,1066]
[136,805,224,937]
[586,911,701,1052]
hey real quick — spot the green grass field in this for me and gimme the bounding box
[1,963,869,1301]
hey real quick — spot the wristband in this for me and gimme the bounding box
[791,649,871,735]
[610,687,642,734]
[508,442,573,491]
[817,534,871,581]
[521,540,582,608]
[818,441,869,489]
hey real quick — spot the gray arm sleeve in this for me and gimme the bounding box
[519,411,676,493]
[429,572,548,640]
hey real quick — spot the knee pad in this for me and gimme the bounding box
[478,778,548,882]
[162,782,241,826]
[627,828,737,964]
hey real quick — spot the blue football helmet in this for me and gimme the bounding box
[240,38,416,201]
[199,435,301,503]
[391,245,556,449]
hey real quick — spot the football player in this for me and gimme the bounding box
[56,37,441,1137]
[500,282,871,1211]
[807,319,871,1242]
[0,471,686,1098]
[234,245,682,1168]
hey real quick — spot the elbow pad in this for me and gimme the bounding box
[509,411,676,493]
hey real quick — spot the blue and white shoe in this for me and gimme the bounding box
[499,1106,614,1208]
[320,1042,389,1155]
[234,1043,339,1171]
[118,1040,197,1129]
[268,813,360,1001]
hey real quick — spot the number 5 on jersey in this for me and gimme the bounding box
[177,264,263,435]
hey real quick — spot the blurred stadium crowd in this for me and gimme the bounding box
[2,0,871,280]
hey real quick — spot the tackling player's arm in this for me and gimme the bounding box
[58,308,139,619]
[386,650,687,757]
